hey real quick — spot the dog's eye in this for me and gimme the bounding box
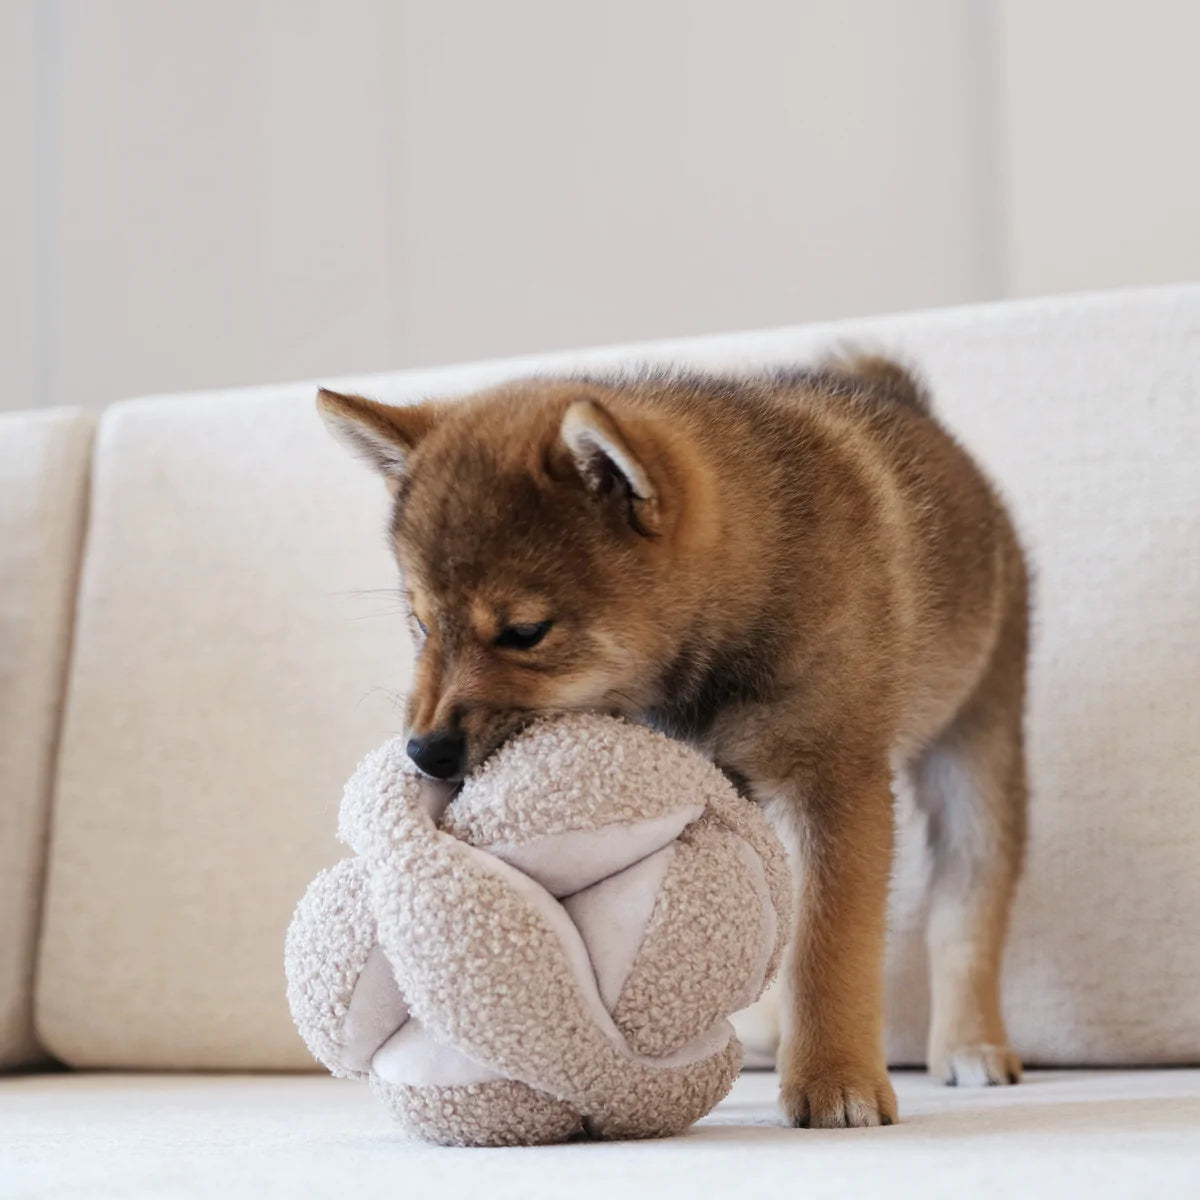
[414,617,428,637]
[494,620,552,650]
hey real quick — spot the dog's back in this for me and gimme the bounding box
[567,360,1025,764]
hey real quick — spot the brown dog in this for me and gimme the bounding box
[318,355,1027,1128]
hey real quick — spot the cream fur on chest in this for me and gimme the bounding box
[285,713,790,1145]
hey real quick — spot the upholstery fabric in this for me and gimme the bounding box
[0,408,93,1067]
[35,284,1200,1068]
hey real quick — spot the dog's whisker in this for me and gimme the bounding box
[358,686,409,713]
[329,587,404,598]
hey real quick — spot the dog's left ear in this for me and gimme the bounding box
[316,388,438,495]
[560,400,661,535]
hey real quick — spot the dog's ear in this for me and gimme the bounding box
[560,400,661,535]
[316,389,437,495]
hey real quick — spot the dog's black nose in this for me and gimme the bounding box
[406,731,465,780]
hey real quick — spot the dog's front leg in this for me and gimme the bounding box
[769,759,898,1128]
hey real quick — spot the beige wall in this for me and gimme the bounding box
[2,1,1198,412]
[0,1,38,413]
[391,0,993,365]
[996,0,1200,296]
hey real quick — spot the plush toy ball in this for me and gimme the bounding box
[285,713,791,1146]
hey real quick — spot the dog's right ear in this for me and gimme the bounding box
[316,389,438,495]
[559,399,662,536]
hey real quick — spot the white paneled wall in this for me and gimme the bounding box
[1,1,38,413]
[2,1,1198,412]
[42,0,405,412]
[996,0,1200,296]
[391,0,993,365]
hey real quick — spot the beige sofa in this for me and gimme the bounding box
[3,285,1198,1198]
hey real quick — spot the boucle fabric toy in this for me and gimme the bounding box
[285,713,790,1145]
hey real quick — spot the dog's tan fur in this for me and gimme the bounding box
[318,357,1028,1127]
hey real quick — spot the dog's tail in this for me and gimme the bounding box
[818,348,933,415]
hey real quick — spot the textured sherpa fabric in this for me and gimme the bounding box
[371,1077,583,1147]
[283,858,403,1080]
[285,714,790,1145]
[443,714,719,844]
[611,821,776,1057]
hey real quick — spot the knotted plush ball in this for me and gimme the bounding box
[284,713,790,1146]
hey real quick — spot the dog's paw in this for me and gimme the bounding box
[780,1065,898,1128]
[930,1042,1022,1087]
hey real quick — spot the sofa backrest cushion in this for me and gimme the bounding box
[0,408,93,1068]
[35,285,1200,1068]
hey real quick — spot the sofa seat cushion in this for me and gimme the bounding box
[3,1070,1199,1199]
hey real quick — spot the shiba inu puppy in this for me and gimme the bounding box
[317,354,1027,1128]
